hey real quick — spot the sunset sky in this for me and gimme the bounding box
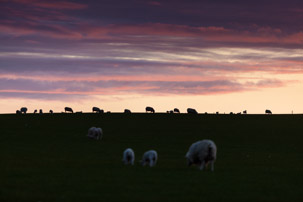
[1,0,303,114]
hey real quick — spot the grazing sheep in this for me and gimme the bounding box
[145,106,155,113]
[122,148,135,165]
[265,109,272,114]
[174,108,180,113]
[187,108,198,114]
[185,140,217,171]
[92,107,102,113]
[49,110,53,114]
[87,127,103,140]
[65,107,73,113]
[124,109,131,113]
[141,150,158,167]
[20,107,27,114]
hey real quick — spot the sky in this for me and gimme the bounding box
[0,0,303,114]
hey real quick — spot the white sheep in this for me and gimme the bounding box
[122,148,135,165]
[185,139,217,171]
[87,127,103,140]
[141,150,158,167]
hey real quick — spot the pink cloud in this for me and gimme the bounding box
[148,1,162,6]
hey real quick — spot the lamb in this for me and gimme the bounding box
[185,139,217,171]
[122,148,135,165]
[87,127,103,140]
[141,150,158,167]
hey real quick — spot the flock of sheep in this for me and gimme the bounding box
[16,106,273,115]
[87,126,217,171]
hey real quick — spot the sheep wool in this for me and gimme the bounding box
[186,140,217,171]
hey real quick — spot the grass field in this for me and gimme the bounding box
[1,113,303,202]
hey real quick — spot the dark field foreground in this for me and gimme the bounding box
[1,113,303,202]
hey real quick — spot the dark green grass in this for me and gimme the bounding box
[1,113,303,201]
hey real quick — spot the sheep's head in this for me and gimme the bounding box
[186,157,192,166]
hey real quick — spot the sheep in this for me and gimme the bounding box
[173,108,180,113]
[34,109,37,114]
[124,109,131,113]
[39,109,43,114]
[185,139,217,171]
[265,109,272,114]
[49,110,53,114]
[141,150,158,167]
[20,107,27,114]
[145,106,155,113]
[122,148,135,165]
[65,107,73,113]
[187,108,198,114]
[16,110,21,114]
[92,107,102,113]
[87,127,103,140]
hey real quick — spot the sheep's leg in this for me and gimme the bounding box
[200,161,205,170]
[210,161,214,171]
[149,159,153,167]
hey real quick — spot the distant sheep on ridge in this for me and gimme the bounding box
[92,107,103,113]
[146,106,155,113]
[20,107,27,114]
[65,107,73,113]
[124,109,131,113]
[174,108,180,113]
[265,109,272,114]
[187,108,198,114]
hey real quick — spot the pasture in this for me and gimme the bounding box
[1,113,303,202]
